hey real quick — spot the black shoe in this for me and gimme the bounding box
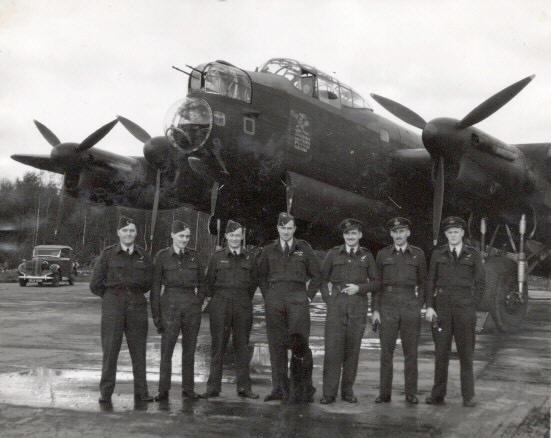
[154,392,169,402]
[341,394,358,403]
[200,391,220,399]
[264,392,285,402]
[98,396,112,404]
[320,396,336,404]
[405,395,419,404]
[463,398,477,407]
[238,389,259,399]
[134,394,154,402]
[182,390,200,400]
[425,396,445,405]
[375,395,391,403]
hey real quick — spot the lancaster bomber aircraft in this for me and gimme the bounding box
[12,57,551,332]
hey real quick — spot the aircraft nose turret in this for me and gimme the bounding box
[165,97,213,153]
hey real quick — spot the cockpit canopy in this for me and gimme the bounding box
[189,61,251,103]
[259,58,371,110]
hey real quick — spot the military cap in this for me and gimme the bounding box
[225,219,243,234]
[117,215,136,230]
[386,217,411,231]
[277,212,295,226]
[171,219,190,234]
[442,216,467,231]
[339,218,363,233]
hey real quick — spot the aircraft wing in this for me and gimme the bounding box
[11,154,64,175]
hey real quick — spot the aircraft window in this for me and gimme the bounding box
[318,77,341,108]
[299,75,315,97]
[190,70,202,91]
[204,64,251,103]
[340,87,353,107]
[352,91,367,109]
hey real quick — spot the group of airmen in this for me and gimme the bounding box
[90,211,485,408]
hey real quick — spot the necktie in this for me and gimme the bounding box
[400,248,404,255]
[452,247,458,261]
[126,248,130,255]
[349,249,355,258]
[284,242,290,257]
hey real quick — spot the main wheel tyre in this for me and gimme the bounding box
[482,256,528,332]
[18,279,28,287]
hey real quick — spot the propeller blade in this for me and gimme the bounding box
[34,120,60,146]
[432,156,445,246]
[54,174,66,239]
[77,119,118,152]
[210,181,219,217]
[117,116,151,143]
[149,169,161,253]
[370,94,427,129]
[11,154,64,174]
[457,75,535,129]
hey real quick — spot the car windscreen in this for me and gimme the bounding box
[33,249,61,257]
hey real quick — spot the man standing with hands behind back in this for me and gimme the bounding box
[257,212,322,402]
[90,215,154,406]
[425,216,485,408]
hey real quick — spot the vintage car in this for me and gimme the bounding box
[17,245,77,287]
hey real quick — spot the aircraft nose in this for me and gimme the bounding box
[165,97,213,153]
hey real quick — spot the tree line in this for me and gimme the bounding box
[0,172,213,269]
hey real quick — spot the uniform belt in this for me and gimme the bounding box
[106,286,144,294]
[164,286,196,293]
[433,286,471,296]
[269,280,304,287]
[384,285,416,292]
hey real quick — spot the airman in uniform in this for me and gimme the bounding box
[201,220,259,399]
[150,220,206,401]
[320,219,379,404]
[90,215,154,405]
[425,216,485,407]
[373,217,426,404]
[257,212,322,402]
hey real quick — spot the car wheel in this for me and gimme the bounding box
[18,279,28,287]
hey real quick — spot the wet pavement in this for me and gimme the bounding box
[0,282,549,437]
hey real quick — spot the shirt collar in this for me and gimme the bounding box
[170,245,187,256]
[345,244,359,254]
[118,243,135,255]
[225,246,242,256]
[280,238,294,251]
[448,242,463,256]
[393,243,409,254]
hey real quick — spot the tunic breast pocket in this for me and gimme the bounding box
[239,262,252,281]
[458,257,475,279]
[133,262,147,283]
[107,260,126,282]
[215,262,231,282]
[330,259,347,283]
[382,258,396,278]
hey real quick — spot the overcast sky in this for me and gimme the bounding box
[1,0,550,182]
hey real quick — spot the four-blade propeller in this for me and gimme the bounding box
[29,119,119,239]
[371,74,534,245]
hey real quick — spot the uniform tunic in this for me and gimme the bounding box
[150,247,206,394]
[426,244,485,400]
[257,239,321,396]
[375,244,426,398]
[90,244,153,399]
[205,247,258,393]
[321,245,379,398]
